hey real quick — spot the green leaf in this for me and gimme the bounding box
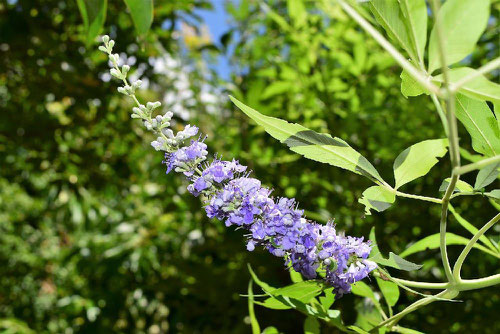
[399,232,497,258]
[271,281,324,303]
[319,288,335,311]
[439,178,473,193]
[434,68,500,104]
[370,251,422,271]
[368,0,417,61]
[230,96,384,184]
[123,0,154,35]
[261,81,293,99]
[262,327,280,334]
[348,326,371,334]
[449,205,498,253]
[304,316,320,334]
[399,0,427,64]
[376,277,399,307]
[393,138,448,189]
[400,68,428,97]
[77,0,107,45]
[485,189,500,200]
[247,280,261,334]
[358,186,396,215]
[351,281,377,301]
[287,0,307,28]
[428,0,490,73]
[255,297,292,310]
[455,94,500,157]
[290,268,303,283]
[474,162,500,190]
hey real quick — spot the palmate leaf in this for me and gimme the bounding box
[230,96,384,184]
[428,0,490,73]
[455,94,500,157]
[393,138,448,189]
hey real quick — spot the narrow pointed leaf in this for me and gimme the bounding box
[399,232,497,258]
[449,205,498,253]
[399,0,427,64]
[77,0,107,44]
[359,186,396,215]
[368,0,417,60]
[393,139,448,189]
[474,162,500,190]
[455,94,500,157]
[230,96,384,184]
[123,0,154,35]
[428,0,490,73]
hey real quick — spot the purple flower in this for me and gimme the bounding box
[163,139,208,175]
[162,129,375,297]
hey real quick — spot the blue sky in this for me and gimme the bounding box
[195,1,232,80]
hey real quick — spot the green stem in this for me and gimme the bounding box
[431,93,449,136]
[394,190,442,204]
[430,0,461,284]
[453,213,500,280]
[450,57,500,92]
[336,0,442,97]
[459,274,500,291]
[454,154,500,175]
[390,277,449,290]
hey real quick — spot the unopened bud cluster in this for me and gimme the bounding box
[99,35,201,156]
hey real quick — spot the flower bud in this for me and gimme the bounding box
[102,35,110,44]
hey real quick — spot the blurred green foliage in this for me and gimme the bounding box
[0,0,498,333]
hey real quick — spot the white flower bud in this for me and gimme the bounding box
[122,65,130,74]
[133,80,142,88]
[110,68,122,79]
[132,107,141,114]
[98,46,108,53]
[108,40,115,49]
[117,87,127,95]
[102,35,110,44]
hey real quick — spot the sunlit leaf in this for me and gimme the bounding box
[439,178,473,193]
[455,94,500,157]
[434,68,500,104]
[376,277,399,307]
[123,0,154,35]
[359,186,396,215]
[230,96,384,184]
[428,0,490,73]
[368,0,417,60]
[399,0,427,63]
[393,138,448,189]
